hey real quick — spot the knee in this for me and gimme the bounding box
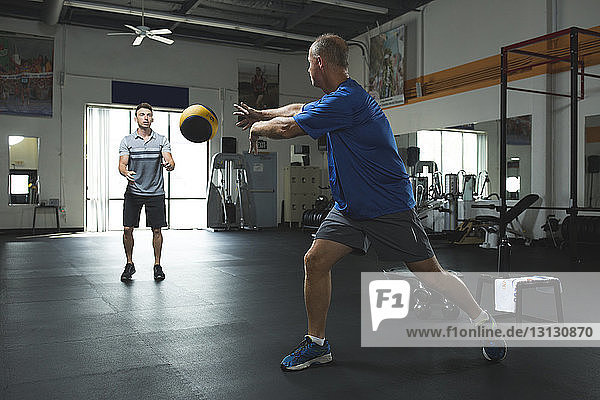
[123,227,134,237]
[152,228,162,237]
[303,251,330,277]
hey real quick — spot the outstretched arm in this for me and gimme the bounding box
[233,102,305,130]
[248,117,306,154]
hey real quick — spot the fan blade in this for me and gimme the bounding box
[148,28,172,35]
[147,34,174,45]
[132,36,144,46]
[125,24,142,34]
[107,32,136,36]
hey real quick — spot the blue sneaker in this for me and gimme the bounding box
[280,336,333,371]
[480,314,508,362]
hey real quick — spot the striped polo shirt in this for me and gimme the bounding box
[119,129,172,196]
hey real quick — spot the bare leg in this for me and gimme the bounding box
[406,256,483,319]
[304,239,353,338]
[123,227,134,263]
[152,228,163,265]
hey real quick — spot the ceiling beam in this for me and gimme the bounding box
[170,0,203,31]
[178,0,203,14]
[309,0,388,14]
[256,3,325,47]
[63,0,315,42]
[286,4,327,29]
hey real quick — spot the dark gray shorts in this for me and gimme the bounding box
[315,207,435,263]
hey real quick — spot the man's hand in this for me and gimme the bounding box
[125,170,136,182]
[233,102,262,130]
[162,160,174,171]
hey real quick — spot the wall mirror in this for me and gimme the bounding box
[585,114,600,207]
[395,114,532,202]
[8,135,39,205]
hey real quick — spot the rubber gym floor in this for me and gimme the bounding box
[1,229,598,399]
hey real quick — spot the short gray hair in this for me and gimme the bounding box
[310,34,348,70]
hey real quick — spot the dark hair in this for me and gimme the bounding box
[310,34,349,70]
[135,102,153,115]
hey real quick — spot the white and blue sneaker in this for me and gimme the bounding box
[479,313,508,362]
[281,336,333,371]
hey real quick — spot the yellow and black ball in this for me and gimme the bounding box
[179,104,219,143]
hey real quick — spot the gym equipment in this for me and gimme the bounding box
[207,153,255,230]
[471,193,540,272]
[407,146,420,167]
[475,274,563,323]
[406,146,420,176]
[541,214,561,248]
[410,160,440,208]
[302,195,333,229]
[302,208,331,229]
[499,28,600,264]
[587,155,600,207]
[384,268,463,321]
[179,104,218,143]
[463,174,477,201]
[444,173,459,196]
[561,215,600,244]
[314,195,330,211]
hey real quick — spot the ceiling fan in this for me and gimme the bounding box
[106,0,174,46]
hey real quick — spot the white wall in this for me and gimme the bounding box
[350,0,600,238]
[0,16,323,229]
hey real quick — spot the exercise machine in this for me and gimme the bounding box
[207,152,255,230]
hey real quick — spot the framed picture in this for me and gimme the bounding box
[368,25,405,107]
[238,60,279,110]
[507,115,532,145]
[0,32,53,117]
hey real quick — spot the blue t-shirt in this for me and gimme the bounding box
[293,78,415,219]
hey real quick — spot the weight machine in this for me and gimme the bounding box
[207,153,256,230]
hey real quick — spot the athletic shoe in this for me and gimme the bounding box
[479,313,508,361]
[121,262,135,281]
[153,264,165,281]
[280,336,332,371]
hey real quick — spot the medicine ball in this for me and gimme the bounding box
[179,104,218,143]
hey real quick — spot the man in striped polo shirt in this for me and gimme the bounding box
[118,103,175,282]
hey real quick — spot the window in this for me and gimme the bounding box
[416,129,487,189]
[417,130,441,174]
[10,174,29,195]
[86,106,209,231]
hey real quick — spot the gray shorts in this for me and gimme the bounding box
[315,207,435,263]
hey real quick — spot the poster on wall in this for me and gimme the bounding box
[368,25,405,107]
[0,32,53,117]
[507,115,532,145]
[238,60,279,110]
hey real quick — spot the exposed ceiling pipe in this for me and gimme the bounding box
[44,0,65,25]
[63,0,315,42]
